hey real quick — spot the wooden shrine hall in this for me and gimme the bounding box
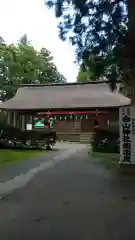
[0,82,131,143]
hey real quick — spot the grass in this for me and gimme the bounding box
[90,151,120,171]
[90,151,135,185]
[0,149,46,168]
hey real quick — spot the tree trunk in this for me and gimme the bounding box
[128,0,135,38]
[128,0,135,103]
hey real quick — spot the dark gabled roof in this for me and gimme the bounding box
[0,82,131,110]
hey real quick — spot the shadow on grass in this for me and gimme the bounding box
[89,151,120,171]
[89,151,135,189]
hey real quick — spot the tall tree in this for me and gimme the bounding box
[19,34,29,45]
[0,37,5,44]
[39,47,66,83]
[0,57,9,100]
[0,36,67,99]
[77,70,88,82]
[45,0,128,87]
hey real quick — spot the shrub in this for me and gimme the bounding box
[91,128,119,153]
[0,121,57,149]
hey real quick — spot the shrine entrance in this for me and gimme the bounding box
[4,108,119,143]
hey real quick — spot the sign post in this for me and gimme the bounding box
[119,106,135,171]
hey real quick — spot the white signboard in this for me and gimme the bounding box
[131,107,135,163]
[119,107,132,164]
[119,106,135,164]
[26,124,32,131]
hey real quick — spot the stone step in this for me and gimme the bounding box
[80,134,91,143]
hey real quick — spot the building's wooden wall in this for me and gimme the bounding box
[54,109,119,142]
[5,108,119,142]
[54,119,81,133]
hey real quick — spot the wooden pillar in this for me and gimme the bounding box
[21,115,25,130]
[13,112,16,127]
[30,115,33,124]
[16,112,21,128]
[7,111,11,125]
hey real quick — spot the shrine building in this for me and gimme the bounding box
[0,82,131,143]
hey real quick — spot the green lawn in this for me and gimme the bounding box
[0,149,46,168]
[90,152,120,171]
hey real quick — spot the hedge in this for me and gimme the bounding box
[91,128,119,153]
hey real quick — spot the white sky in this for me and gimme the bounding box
[0,0,78,82]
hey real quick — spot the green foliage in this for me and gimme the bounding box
[91,128,119,153]
[0,57,9,87]
[45,0,128,85]
[39,48,66,83]
[77,56,106,82]
[0,150,45,168]
[77,70,88,82]
[19,34,29,45]
[0,121,56,148]
[0,35,66,100]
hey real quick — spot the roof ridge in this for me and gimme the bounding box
[20,80,111,87]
